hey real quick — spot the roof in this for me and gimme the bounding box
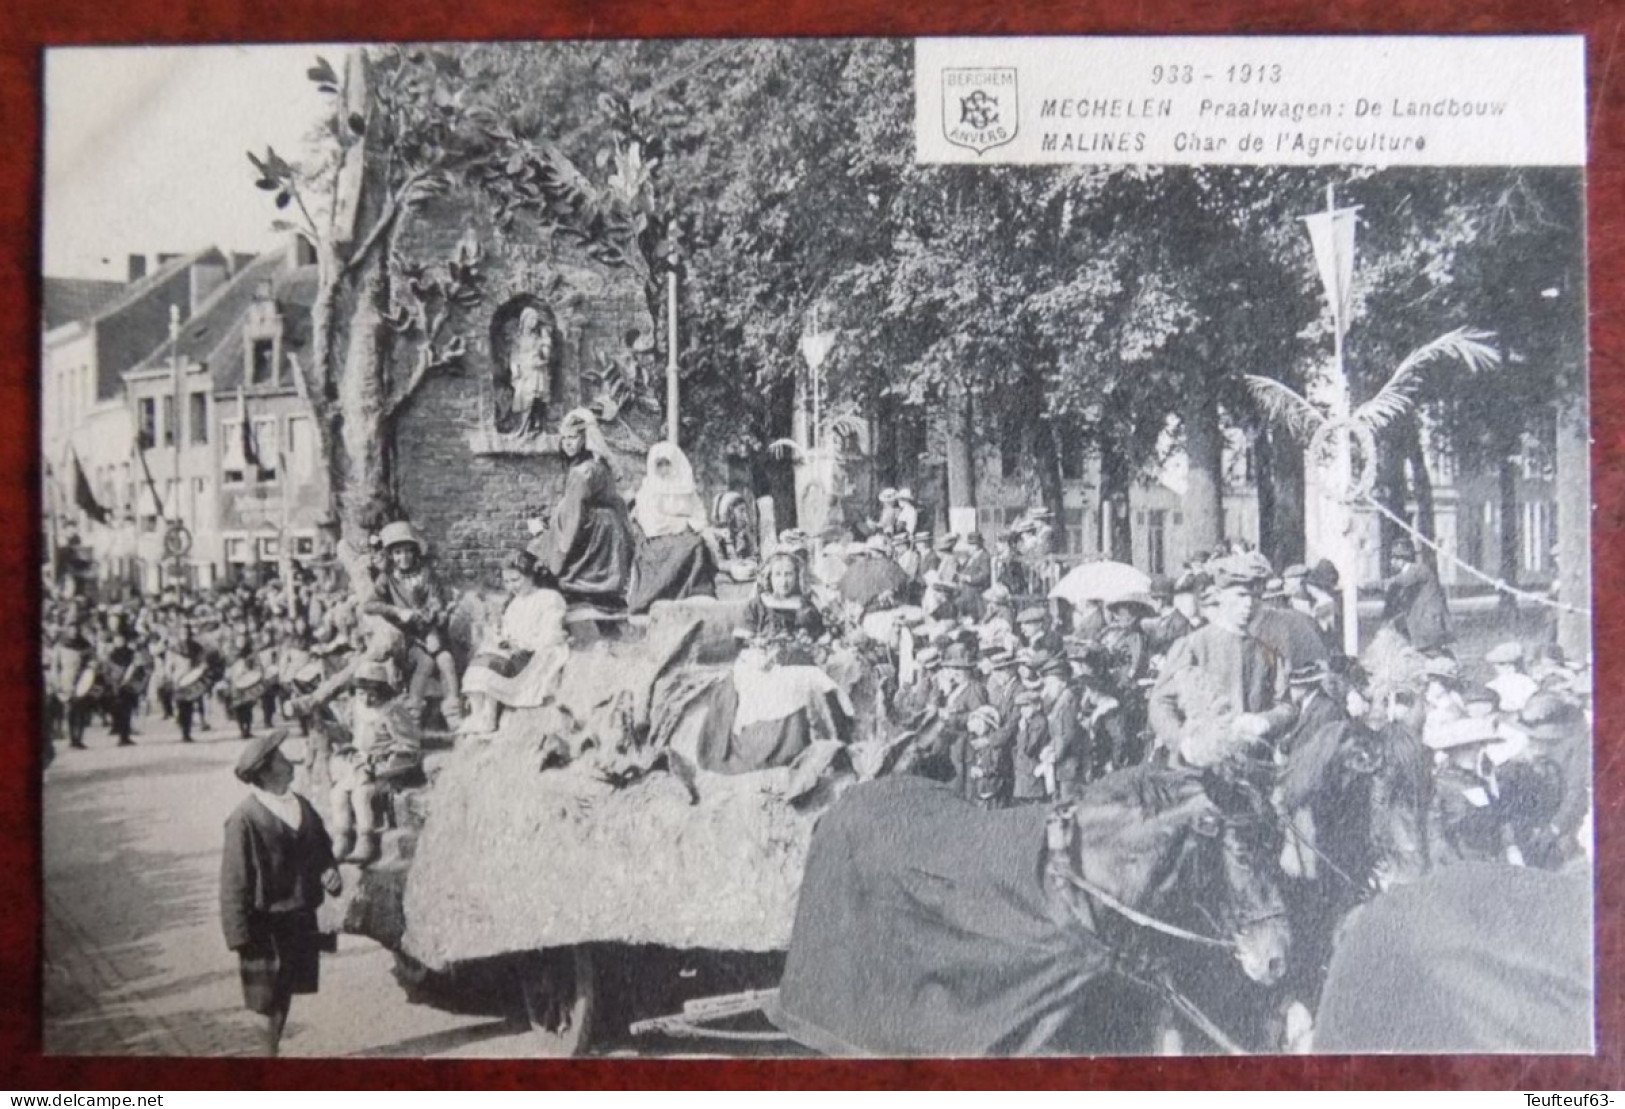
[41,278,125,331]
[127,250,289,378]
[91,246,225,326]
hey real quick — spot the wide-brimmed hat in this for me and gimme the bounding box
[1424,716,1501,751]
[934,533,958,552]
[914,645,943,669]
[878,488,899,504]
[1288,660,1331,687]
[896,488,916,503]
[234,728,294,784]
[968,705,1003,732]
[1462,684,1501,709]
[379,521,422,553]
[1016,605,1049,625]
[1106,594,1156,618]
[1211,551,1273,589]
[1423,655,1462,684]
[1518,691,1583,740]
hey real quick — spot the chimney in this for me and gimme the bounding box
[127,254,148,282]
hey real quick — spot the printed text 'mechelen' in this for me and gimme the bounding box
[1040,98,1173,119]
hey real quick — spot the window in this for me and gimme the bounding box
[259,535,280,560]
[224,536,247,563]
[999,421,1022,479]
[1063,507,1086,555]
[1059,435,1086,482]
[1147,509,1168,576]
[137,397,157,450]
[253,417,279,482]
[189,392,209,445]
[141,515,159,534]
[161,395,176,447]
[293,535,316,557]
[286,415,314,480]
[250,339,276,386]
[222,418,245,485]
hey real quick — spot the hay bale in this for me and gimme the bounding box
[399,735,819,969]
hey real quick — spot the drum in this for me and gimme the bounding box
[176,665,211,702]
[290,660,326,693]
[73,666,100,700]
[229,668,266,709]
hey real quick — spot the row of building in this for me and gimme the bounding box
[43,241,328,593]
[43,235,1559,595]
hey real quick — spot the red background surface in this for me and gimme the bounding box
[1,0,1621,1091]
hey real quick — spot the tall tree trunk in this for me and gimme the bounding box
[1402,415,1437,563]
[1030,418,1067,554]
[1270,425,1307,568]
[338,253,393,534]
[1253,429,1277,564]
[1554,395,1590,657]
[944,385,976,521]
[1374,423,1408,565]
[1099,446,1133,563]
[1182,379,1224,553]
[1497,432,1522,611]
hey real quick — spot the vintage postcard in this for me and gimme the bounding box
[39,36,1590,1058]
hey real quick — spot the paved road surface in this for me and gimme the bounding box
[43,713,559,1059]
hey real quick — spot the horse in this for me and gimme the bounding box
[1270,698,1433,1044]
[769,762,1290,1056]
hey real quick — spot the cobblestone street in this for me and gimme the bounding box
[42,711,538,1059]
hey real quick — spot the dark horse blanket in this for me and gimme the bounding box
[769,776,1106,1056]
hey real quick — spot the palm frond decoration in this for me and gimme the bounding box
[1243,376,1325,444]
[1353,328,1501,433]
[767,438,804,461]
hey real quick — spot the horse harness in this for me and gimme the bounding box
[1041,801,1280,1055]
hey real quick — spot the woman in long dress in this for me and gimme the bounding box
[546,408,634,608]
[460,550,569,735]
[626,442,718,614]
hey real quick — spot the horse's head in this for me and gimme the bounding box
[1071,765,1290,987]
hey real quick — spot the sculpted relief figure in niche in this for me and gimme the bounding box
[491,297,561,437]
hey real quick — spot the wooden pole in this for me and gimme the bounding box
[666,268,679,445]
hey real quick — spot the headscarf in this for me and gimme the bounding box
[559,407,613,462]
[634,442,707,538]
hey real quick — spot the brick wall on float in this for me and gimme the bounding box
[390,192,658,590]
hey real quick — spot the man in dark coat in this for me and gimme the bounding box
[1381,539,1453,651]
[220,730,342,1056]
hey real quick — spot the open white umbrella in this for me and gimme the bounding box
[1049,559,1151,606]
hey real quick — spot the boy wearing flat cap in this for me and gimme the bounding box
[220,730,342,1057]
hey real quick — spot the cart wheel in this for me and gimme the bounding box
[518,946,597,1057]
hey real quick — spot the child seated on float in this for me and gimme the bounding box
[361,522,463,730]
[325,659,424,867]
[460,549,569,736]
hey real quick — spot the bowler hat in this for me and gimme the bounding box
[234,728,293,784]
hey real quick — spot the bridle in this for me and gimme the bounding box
[1042,800,1287,1056]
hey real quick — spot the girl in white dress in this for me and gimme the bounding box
[460,550,569,735]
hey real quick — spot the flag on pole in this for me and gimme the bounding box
[134,437,166,518]
[1302,204,1360,338]
[72,452,110,525]
[239,386,261,469]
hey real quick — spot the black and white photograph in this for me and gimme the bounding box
[38,37,1592,1059]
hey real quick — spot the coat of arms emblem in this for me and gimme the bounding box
[942,67,1018,155]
